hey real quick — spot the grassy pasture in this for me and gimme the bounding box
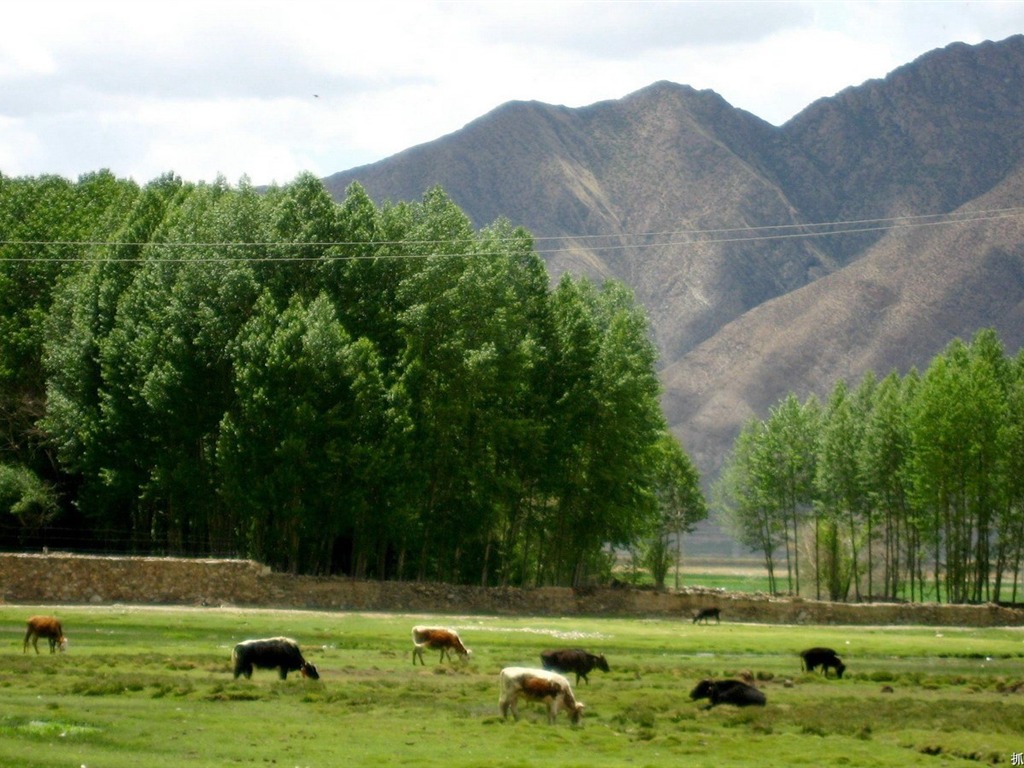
[2,605,1023,767]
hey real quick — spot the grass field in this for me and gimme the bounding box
[2,604,1024,767]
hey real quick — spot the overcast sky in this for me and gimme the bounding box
[2,1,1022,187]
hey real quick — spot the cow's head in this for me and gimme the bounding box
[569,701,585,725]
[689,679,714,701]
[301,662,320,680]
[58,637,68,653]
[834,662,846,679]
[595,654,609,673]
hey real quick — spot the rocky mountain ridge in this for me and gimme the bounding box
[323,35,1024,485]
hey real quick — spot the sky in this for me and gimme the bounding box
[2,1,1023,187]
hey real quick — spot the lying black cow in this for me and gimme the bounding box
[232,637,320,680]
[540,648,610,685]
[690,678,766,708]
[801,646,846,679]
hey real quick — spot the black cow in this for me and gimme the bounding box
[800,646,846,679]
[540,648,610,685]
[690,678,766,708]
[692,607,721,624]
[232,637,320,680]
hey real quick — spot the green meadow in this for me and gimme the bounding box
[2,605,1023,767]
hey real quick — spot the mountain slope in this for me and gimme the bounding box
[326,82,832,363]
[322,35,1024,485]
[662,163,1024,478]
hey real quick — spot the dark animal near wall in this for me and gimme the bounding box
[540,648,610,685]
[499,667,585,725]
[23,616,67,654]
[692,607,721,624]
[412,625,471,665]
[690,678,766,708]
[801,647,846,679]
[231,637,319,680]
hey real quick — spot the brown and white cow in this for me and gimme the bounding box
[411,625,471,665]
[499,667,585,725]
[23,616,67,654]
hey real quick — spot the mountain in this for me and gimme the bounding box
[323,35,1024,488]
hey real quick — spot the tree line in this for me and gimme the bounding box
[0,170,706,585]
[715,328,1024,604]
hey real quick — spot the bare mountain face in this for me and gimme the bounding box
[323,35,1024,486]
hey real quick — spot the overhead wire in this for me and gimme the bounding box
[1,205,1022,262]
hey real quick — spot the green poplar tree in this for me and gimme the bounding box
[714,420,784,594]
[861,371,914,599]
[643,433,707,590]
[815,380,868,601]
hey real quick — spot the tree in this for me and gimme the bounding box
[714,420,785,594]
[998,351,1024,602]
[219,292,363,573]
[643,433,707,589]
[545,277,665,586]
[43,174,188,548]
[1,171,138,492]
[860,371,914,600]
[0,462,59,538]
[14,172,688,586]
[815,379,870,601]
[761,393,818,596]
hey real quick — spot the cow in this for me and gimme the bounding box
[23,616,67,654]
[692,607,721,624]
[800,646,846,679]
[411,625,471,665]
[689,678,766,708]
[540,648,609,685]
[231,637,319,680]
[499,667,585,725]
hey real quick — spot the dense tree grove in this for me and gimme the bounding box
[715,329,1024,604]
[0,171,705,585]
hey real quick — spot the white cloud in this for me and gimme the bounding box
[1,1,1022,185]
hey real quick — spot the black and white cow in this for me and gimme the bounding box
[689,678,766,708]
[540,648,610,685]
[800,647,846,679]
[231,637,319,680]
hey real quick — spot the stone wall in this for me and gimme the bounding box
[2,552,1023,626]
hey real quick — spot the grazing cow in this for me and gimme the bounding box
[690,678,766,708]
[692,607,721,624]
[231,637,319,680]
[23,616,67,654]
[499,667,585,725]
[411,625,471,665]
[540,648,610,685]
[801,647,846,679]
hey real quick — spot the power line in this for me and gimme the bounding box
[1,206,1022,262]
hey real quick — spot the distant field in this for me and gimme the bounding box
[3,604,1023,767]
[678,560,1019,604]
[681,558,773,593]
[618,557,774,593]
